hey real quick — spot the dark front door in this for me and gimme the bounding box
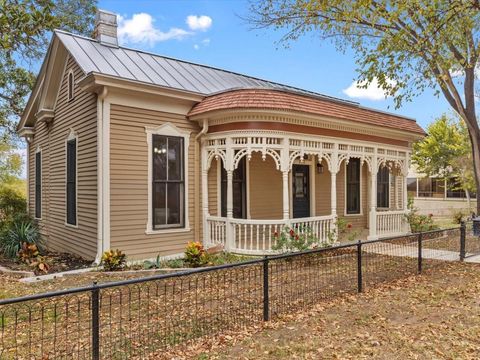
[292,164,310,218]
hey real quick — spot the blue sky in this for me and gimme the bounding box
[98,0,453,129]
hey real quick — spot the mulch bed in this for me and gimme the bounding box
[0,251,92,275]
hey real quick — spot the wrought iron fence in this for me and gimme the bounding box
[0,225,469,359]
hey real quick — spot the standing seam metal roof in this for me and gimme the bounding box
[54,29,361,105]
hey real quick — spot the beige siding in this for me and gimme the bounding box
[208,158,219,216]
[315,159,331,216]
[109,104,200,259]
[28,56,98,259]
[337,161,369,229]
[249,153,282,219]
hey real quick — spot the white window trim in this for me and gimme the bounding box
[344,158,363,217]
[65,128,78,228]
[34,146,42,220]
[145,123,191,235]
[67,70,75,102]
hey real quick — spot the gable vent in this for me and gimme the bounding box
[93,9,118,47]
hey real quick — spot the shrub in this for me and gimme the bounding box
[101,249,126,271]
[184,242,208,267]
[29,256,50,274]
[272,225,318,252]
[0,186,27,231]
[405,198,438,232]
[17,242,40,263]
[0,217,42,258]
[452,210,467,224]
[336,218,360,242]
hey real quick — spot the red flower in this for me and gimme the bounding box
[295,235,299,240]
[289,229,295,237]
[273,231,278,238]
[347,223,353,229]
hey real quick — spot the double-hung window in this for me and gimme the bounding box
[377,166,390,208]
[346,158,361,214]
[152,135,185,229]
[66,138,77,225]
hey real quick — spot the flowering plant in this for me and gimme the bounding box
[272,225,318,252]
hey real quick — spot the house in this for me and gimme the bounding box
[17,10,425,261]
[407,166,476,218]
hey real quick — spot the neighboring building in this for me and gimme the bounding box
[407,167,476,218]
[17,10,425,261]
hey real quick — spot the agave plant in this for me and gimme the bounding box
[1,219,43,258]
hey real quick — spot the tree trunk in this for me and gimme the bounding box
[468,128,480,216]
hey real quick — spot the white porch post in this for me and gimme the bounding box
[282,171,289,220]
[280,141,290,222]
[201,143,209,245]
[225,137,234,251]
[369,154,378,240]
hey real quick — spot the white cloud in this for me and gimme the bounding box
[118,13,192,46]
[186,15,212,31]
[201,38,211,45]
[342,78,396,101]
[193,44,200,50]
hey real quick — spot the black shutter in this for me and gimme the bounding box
[66,139,77,225]
[35,152,41,218]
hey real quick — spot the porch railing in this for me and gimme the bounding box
[206,215,336,255]
[376,210,409,237]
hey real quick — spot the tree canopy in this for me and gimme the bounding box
[0,0,96,144]
[248,0,480,212]
[412,114,475,194]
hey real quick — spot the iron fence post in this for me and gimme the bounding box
[417,232,423,273]
[91,281,100,360]
[263,256,270,321]
[357,240,363,293]
[460,221,466,261]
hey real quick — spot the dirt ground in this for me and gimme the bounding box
[167,262,480,360]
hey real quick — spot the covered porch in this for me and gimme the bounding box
[201,131,410,255]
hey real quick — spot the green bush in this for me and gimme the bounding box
[405,197,439,233]
[0,186,27,231]
[0,217,43,258]
[101,249,126,271]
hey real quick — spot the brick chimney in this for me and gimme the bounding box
[93,9,118,47]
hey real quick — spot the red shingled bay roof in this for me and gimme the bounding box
[188,89,425,135]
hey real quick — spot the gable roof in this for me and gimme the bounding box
[20,29,425,137]
[54,30,359,104]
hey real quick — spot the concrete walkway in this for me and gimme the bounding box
[363,243,480,263]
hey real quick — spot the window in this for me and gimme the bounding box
[66,138,77,225]
[152,135,184,229]
[68,71,74,101]
[221,157,246,218]
[377,166,390,208]
[346,158,361,214]
[35,150,42,219]
[407,177,417,197]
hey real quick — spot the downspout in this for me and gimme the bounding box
[94,87,108,265]
[194,118,209,242]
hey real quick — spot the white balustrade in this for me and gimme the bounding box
[206,215,336,255]
[376,210,409,237]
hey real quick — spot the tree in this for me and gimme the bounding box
[247,0,480,213]
[412,114,475,205]
[0,0,97,144]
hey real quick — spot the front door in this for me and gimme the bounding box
[292,164,310,218]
